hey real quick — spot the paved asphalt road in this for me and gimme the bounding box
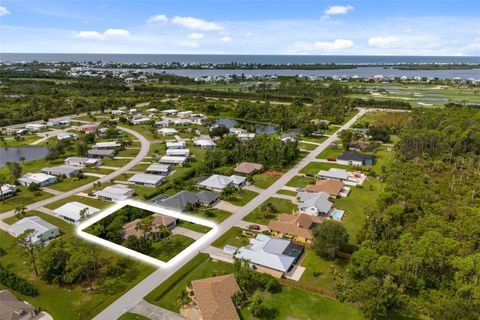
[94,108,368,320]
[0,126,150,230]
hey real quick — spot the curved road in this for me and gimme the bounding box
[93,108,369,320]
[0,126,150,227]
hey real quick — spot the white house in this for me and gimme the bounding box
[297,192,333,216]
[158,128,178,136]
[53,201,101,224]
[17,173,57,187]
[132,117,152,125]
[56,132,79,140]
[146,164,172,175]
[128,173,165,188]
[177,111,193,118]
[64,157,102,167]
[111,109,125,115]
[25,123,47,131]
[94,141,122,149]
[166,141,186,149]
[41,165,81,178]
[0,184,17,200]
[94,184,134,202]
[7,216,59,244]
[159,156,187,165]
[198,174,246,192]
[160,109,178,115]
[166,149,190,157]
[146,108,158,114]
[237,133,256,141]
[194,139,216,149]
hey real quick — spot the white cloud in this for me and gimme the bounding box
[324,5,354,16]
[312,39,354,50]
[74,28,130,40]
[179,41,199,48]
[171,16,223,31]
[220,36,232,42]
[189,32,204,40]
[0,6,10,16]
[368,36,400,48]
[147,14,168,24]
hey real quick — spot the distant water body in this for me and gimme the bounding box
[2,54,480,79]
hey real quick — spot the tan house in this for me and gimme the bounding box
[122,213,177,238]
[305,180,344,198]
[0,290,36,320]
[234,162,264,175]
[191,274,240,320]
[268,214,325,244]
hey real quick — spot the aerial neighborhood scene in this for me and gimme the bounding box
[0,1,479,320]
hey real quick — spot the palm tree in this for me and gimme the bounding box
[14,205,27,219]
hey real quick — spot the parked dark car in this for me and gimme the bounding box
[327,157,336,162]
[305,173,315,177]
[249,224,261,230]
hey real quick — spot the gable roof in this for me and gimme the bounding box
[305,180,344,196]
[160,190,219,211]
[191,274,240,320]
[297,192,333,213]
[7,216,58,242]
[123,213,177,238]
[268,214,324,240]
[0,290,35,320]
[128,173,165,185]
[198,175,246,190]
[234,162,264,174]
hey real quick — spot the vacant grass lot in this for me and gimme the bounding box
[300,161,355,175]
[224,189,257,206]
[0,187,52,213]
[299,248,348,290]
[244,198,296,225]
[276,189,297,196]
[299,142,318,150]
[286,175,316,188]
[317,146,344,159]
[301,135,328,143]
[151,234,195,262]
[48,175,98,192]
[252,173,279,189]
[212,227,252,248]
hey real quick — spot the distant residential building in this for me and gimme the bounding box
[177,110,193,118]
[237,132,256,141]
[53,201,100,224]
[297,192,333,216]
[56,132,79,140]
[197,174,246,192]
[166,149,190,157]
[226,234,303,277]
[268,214,324,244]
[317,168,366,186]
[41,165,81,178]
[94,184,134,202]
[25,123,47,131]
[336,151,376,166]
[132,117,151,125]
[17,173,57,187]
[234,162,264,175]
[64,157,101,167]
[0,290,36,320]
[128,173,165,188]
[155,120,169,127]
[159,155,187,165]
[166,141,186,149]
[111,109,125,115]
[158,128,178,136]
[87,149,116,158]
[0,184,17,200]
[146,108,158,114]
[160,109,178,115]
[280,132,298,143]
[191,274,241,320]
[122,213,177,238]
[146,163,172,175]
[94,141,122,149]
[159,190,218,211]
[7,216,59,244]
[75,123,99,133]
[194,139,216,149]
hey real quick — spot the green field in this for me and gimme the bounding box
[299,248,348,290]
[317,146,344,159]
[151,234,195,262]
[276,189,297,196]
[244,197,297,225]
[285,175,316,188]
[252,173,279,189]
[48,175,98,192]
[299,142,318,150]
[0,187,52,213]
[224,189,258,206]
[212,226,252,248]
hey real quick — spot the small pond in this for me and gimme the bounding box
[213,118,276,134]
[0,146,49,167]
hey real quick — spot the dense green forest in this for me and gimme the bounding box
[340,107,480,319]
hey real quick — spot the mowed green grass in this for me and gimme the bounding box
[252,173,279,189]
[286,175,316,188]
[317,146,344,159]
[224,189,258,206]
[151,234,195,262]
[44,195,112,210]
[299,248,348,290]
[48,175,98,192]
[212,226,252,248]
[244,197,297,225]
[299,142,318,151]
[0,187,52,213]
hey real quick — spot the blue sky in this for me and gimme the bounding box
[1,0,479,55]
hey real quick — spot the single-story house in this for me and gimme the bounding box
[191,274,241,320]
[88,149,116,158]
[146,108,158,114]
[7,216,59,244]
[129,108,139,114]
[197,174,246,192]
[53,201,100,224]
[166,141,186,149]
[317,168,366,186]
[64,157,102,167]
[0,184,17,200]
[166,148,190,157]
[227,234,304,277]
[94,141,122,149]
[159,155,187,165]
[56,132,79,140]
[155,120,169,127]
[194,139,216,149]
[280,132,298,143]
[94,184,134,202]
[160,109,178,115]
[17,173,57,187]
[237,132,256,141]
[268,214,325,244]
[122,213,177,238]
[41,165,81,178]
[297,191,333,216]
[177,110,193,118]
[159,190,218,211]
[234,162,264,175]
[0,290,36,320]
[171,118,192,126]
[132,117,151,125]
[305,180,344,198]
[158,128,178,136]
[336,151,376,166]
[128,173,165,188]
[146,163,172,175]
[75,123,99,132]
[25,123,47,131]
[111,109,125,115]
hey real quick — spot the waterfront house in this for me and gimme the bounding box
[41,165,81,178]
[17,173,57,187]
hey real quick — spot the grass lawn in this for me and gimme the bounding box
[188,208,231,223]
[212,227,252,248]
[117,313,150,320]
[371,147,395,173]
[317,146,344,159]
[334,179,383,242]
[117,312,149,320]
[48,175,98,192]
[177,220,211,234]
[239,285,364,320]
[224,189,258,206]
[299,142,318,151]
[102,157,132,167]
[301,135,328,143]
[44,195,112,210]
[83,167,116,175]
[285,175,316,188]
[145,254,235,312]
[0,217,155,320]
[151,234,195,262]
[300,161,356,175]
[277,189,297,197]
[0,187,52,213]
[299,248,348,291]
[117,148,141,158]
[252,173,279,189]
[244,198,296,225]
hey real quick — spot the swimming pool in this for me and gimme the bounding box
[331,209,344,221]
